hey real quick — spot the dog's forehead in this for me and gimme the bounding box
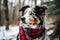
[24,8,34,13]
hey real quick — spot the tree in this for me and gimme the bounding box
[0,0,2,25]
[54,0,60,15]
[3,0,9,30]
[41,0,60,39]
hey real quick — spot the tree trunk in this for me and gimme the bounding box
[0,0,1,21]
[3,0,9,30]
[35,0,36,6]
[0,0,2,25]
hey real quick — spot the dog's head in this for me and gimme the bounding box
[19,6,47,28]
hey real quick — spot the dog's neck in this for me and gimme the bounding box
[21,22,40,29]
[29,24,39,29]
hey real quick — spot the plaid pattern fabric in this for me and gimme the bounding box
[20,27,43,40]
[20,27,30,40]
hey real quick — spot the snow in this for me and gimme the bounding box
[0,25,19,40]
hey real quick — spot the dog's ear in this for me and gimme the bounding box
[34,6,47,16]
[36,6,47,11]
[19,6,29,12]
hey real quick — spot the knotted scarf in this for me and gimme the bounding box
[20,27,43,40]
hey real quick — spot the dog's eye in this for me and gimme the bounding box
[30,13,34,15]
[29,23,32,25]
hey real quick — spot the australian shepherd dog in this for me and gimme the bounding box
[19,6,47,40]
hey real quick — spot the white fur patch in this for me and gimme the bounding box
[46,30,54,35]
[23,8,32,24]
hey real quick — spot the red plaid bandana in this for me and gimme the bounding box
[20,27,43,40]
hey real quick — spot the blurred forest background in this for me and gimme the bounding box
[0,0,60,32]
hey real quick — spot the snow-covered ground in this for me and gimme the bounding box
[0,25,19,40]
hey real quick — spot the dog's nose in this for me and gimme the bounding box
[21,18,25,21]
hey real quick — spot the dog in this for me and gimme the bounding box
[19,6,47,40]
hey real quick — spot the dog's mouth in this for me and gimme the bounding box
[29,18,36,25]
